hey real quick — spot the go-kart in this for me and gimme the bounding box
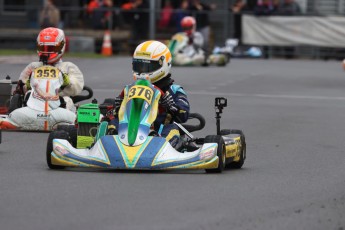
[168,32,230,67]
[0,65,93,143]
[46,78,246,173]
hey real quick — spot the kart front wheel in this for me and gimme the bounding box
[46,130,69,169]
[205,135,225,173]
[57,125,77,147]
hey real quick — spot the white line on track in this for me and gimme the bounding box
[93,89,345,101]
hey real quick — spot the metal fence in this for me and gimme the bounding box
[1,2,345,59]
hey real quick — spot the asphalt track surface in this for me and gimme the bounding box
[0,57,345,230]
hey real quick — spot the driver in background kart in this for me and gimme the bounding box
[173,16,206,66]
[18,27,84,112]
[108,40,190,148]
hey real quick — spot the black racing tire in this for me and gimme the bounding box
[205,135,226,173]
[220,129,231,135]
[46,130,69,169]
[56,125,77,147]
[220,129,244,140]
[8,94,22,113]
[225,129,246,169]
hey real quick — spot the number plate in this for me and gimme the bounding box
[128,85,154,104]
[33,66,60,79]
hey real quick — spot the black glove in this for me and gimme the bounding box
[160,92,178,114]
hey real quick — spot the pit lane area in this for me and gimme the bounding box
[1,57,344,230]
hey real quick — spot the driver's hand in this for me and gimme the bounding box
[25,79,31,90]
[160,92,178,113]
[62,73,70,87]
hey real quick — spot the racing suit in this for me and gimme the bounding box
[154,76,190,148]
[109,76,190,148]
[173,31,205,66]
[1,68,76,130]
[19,60,84,112]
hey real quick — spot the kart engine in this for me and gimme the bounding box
[76,102,101,148]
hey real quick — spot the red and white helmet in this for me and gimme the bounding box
[36,27,66,64]
[181,16,196,36]
[132,40,172,83]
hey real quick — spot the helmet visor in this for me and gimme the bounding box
[132,58,162,74]
[37,41,64,54]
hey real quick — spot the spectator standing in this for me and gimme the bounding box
[132,0,149,40]
[230,0,250,44]
[158,0,173,29]
[87,0,101,28]
[277,0,301,15]
[246,0,258,11]
[189,0,216,54]
[254,0,278,58]
[277,0,302,58]
[54,0,71,28]
[87,0,101,14]
[172,0,190,33]
[102,0,114,29]
[122,0,149,51]
[254,0,278,15]
[39,0,61,29]
[89,0,114,30]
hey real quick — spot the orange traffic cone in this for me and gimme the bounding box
[101,30,112,56]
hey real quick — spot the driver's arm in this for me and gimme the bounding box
[161,86,190,123]
[19,62,42,82]
[19,62,43,91]
[172,91,190,123]
[58,62,84,96]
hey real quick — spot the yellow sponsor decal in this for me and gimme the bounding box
[33,66,60,79]
[165,129,180,143]
[150,71,165,83]
[128,85,154,104]
[135,51,151,58]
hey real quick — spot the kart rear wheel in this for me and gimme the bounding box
[225,129,246,169]
[8,94,22,113]
[46,130,69,169]
[220,129,244,135]
[205,135,225,173]
[57,125,77,147]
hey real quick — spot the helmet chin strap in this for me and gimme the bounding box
[39,54,50,65]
